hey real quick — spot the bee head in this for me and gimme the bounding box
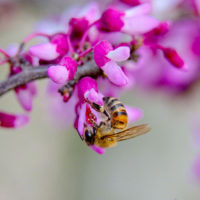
[84,127,96,145]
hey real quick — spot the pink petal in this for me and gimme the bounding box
[102,61,129,86]
[90,145,105,154]
[94,40,113,67]
[120,0,141,6]
[84,88,104,105]
[0,112,29,128]
[15,88,33,112]
[148,21,171,36]
[125,3,151,18]
[14,115,29,128]
[51,34,68,55]
[60,57,78,80]
[27,82,37,96]
[106,46,130,62]
[15,82,37,112]
[121,0,150,6]
[47,65,69,84]
[29,43,59,61]
[79,2,100,23]
[77,77,98,103]
[123,16,159,35]
[69,17,89,40]
[193,0,200,15]
[125,106,143,123]
[100,8,124,32]
[77,103,87,136]
[162,47,187,71]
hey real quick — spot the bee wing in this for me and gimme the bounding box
[104,124,151,142]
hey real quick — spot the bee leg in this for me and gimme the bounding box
[90,120,98,128]
[86,100,111,120]
[98,121,107,127]
[93,103,110,120]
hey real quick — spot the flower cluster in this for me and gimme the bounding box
[152,0,200,182]
[0,0,196,154]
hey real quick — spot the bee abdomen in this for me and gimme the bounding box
[112,110,128,129]
[103,97,117,106]
[103,97,128,129]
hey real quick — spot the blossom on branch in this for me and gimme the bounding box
[0,112,29,128]
[47,56,77,84]
[0,0,197,154]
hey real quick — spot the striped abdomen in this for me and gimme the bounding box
[103,97,128,129]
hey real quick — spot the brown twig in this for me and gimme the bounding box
[0,61,101,97]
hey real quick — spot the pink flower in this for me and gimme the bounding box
[77,2,100,24]
[90,145,105,154]
[0,112,29,128]
[6,45,37,112]
[0,0,168,154]
[47,56,77,84]
[68,3,100,47]
[144,21,171,44]
[76,77,101,136]
[159,46,188,71]
[75,77,105,154]
[192,0,200,15]
[15,82,37,112]
[120,0,150,6]
[100,3,159,35]
[94,40,130,86]
[47,65,69,84]
[84,88,104,105]
[77,77,99,103]
[130,19,200,92]
[29,33,69,61]
[69,17,89,40]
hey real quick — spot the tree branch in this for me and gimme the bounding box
[0,62,101,97]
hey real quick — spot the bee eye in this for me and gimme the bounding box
[85,130,94,145]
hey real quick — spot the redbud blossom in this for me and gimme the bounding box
[7,45,37,112]
[144,22,171,44]
[1,0,189,155]
[94,40,130,86]
[75,77,105,154]
[76,2,100,24]
[77,77,99,104]
[29,33,68,61]
[47,57,77,84]
[193,0,200,15]
[69,17,89,40]
[15,82,37,112]
[47,65,69,84]
[0,112,29,128]
[120,0,149,6]
[90,145,105,155]
[161,47,188,71]
[100,3,159,35]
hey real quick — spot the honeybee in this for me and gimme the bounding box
[84,97,151,148]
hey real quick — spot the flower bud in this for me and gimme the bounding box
[94,41,129,86]
[0,112,29,128]
[162,47,187,71]
[29,34,68,61]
